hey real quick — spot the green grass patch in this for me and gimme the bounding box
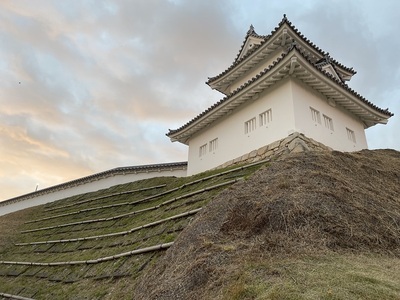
[0,160,267,298]
[223,253,400,300]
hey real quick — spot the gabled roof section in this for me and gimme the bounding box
[207,15,356,94]
[315,54,343,81]
[236,25,266,61]
[167,45,393,145]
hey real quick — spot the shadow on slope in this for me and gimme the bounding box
[135,149,400,300]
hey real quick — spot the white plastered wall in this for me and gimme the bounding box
[0,168,187,216]
[187,77,369,175]
[291,78,368,151]
[188,78,295,175]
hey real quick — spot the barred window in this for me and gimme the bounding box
[199,144,207,157]
[209,138,218,152]
[310,107,321,124]
[323,114,334,131]
[346,128,356,143]
[259,109,272,126]
[244,117,256,134]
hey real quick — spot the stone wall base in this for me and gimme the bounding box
[217,132,332,169]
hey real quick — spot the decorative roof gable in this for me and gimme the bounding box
[315,54,343,81]
[207,15,356,95]
[236,25,265,61]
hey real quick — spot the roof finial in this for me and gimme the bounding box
[247,24,255,36]
[280,14,288,25]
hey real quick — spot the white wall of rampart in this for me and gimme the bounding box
[0,168,187,217]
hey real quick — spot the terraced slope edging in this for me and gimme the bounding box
[0,161,266,299]
[134,149,400,300]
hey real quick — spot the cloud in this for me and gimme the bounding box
[0,0,239,199]
[0,0,398,200]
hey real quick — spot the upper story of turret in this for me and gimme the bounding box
[207,15,356,95]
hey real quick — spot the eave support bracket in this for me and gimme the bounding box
[289,57,298,75]
[327,98,336,107]
[281,29,288,46]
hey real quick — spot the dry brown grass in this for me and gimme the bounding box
[134,149,400,299]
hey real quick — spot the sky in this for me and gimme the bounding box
[1,0,399,200]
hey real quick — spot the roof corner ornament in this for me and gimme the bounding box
[247,24,255,36]
[289,57,298,75]
[324,52,332,63]
[279,14,288,26]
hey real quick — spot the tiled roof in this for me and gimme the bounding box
[168,53,288,137]
[207,14,356,85]
[290,44,393,117]
[314,54,345,82]
[168,45,392,140]
[278,15,356,74]
[232,24,269,63]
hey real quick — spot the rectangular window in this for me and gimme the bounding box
[244,117,256,134]
[310,107,321,124]
[199,144,207,157]
[346,128,356,143]
[259,109,272,126]
[323,114,334,131]
[209,138,218,152]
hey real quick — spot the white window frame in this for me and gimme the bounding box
[209,138,218,152]
[259,109,272,127]
[199,144,207,157]
[346,128,356,143]
[244,117,256,134]
[323,114,334,131]
[310,107,321,124]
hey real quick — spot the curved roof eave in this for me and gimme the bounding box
[167,51,293,143]
[291,52,393,126]
[168,47,392,143]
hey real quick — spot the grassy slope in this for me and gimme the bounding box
[0,149,399,299]
[134,149,400,300]
[0,162,263,299]
[221,253,400,300]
